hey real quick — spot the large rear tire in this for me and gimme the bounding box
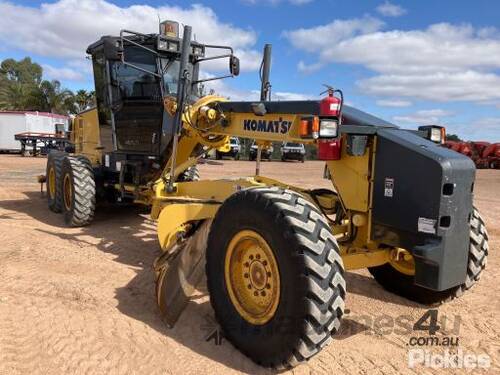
[46,151,65,213]
[368,207,488,305]
[61,155,96,227]
[206,187,345,369]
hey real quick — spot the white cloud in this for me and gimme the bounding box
[283,16,384,54]
[359,71,500,102]
[206,84,312,102]
[376,1,407,17]
[42,64,85,81]
[243,0,313,5]
[298,23,500,75]
[67,59,93,75]
[272,91,314,100]
[200,72,313,101]
[390,112,498,141]
[473,117,500,136]
[0,0,260,74]
[297,61,323,74]
[446,118,500,141]
[376,99,412,107]
[393,109,453,125]
[284,20,500,103]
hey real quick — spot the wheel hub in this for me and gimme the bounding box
[48,167,56,199]
[63,174,72,211]
[249,260,267,290]
[389,248,415,276]
[224,230,280,325]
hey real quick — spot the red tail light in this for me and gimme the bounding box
[318,139,342,160]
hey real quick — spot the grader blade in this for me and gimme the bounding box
[154,220,212,327]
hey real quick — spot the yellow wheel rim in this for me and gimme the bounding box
[63,174,72,211]
[224,230,280,325]
[389,248,415,276]
[48,167,56,200]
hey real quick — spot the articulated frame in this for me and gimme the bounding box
[115,95,408,271]
[146,96,408,270]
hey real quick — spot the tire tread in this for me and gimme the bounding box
[62,156,96,227]
[206,187,345,369]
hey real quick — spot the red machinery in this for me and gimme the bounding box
[444,141,499,169]
[470,142,490,168]
[482,143,500,169]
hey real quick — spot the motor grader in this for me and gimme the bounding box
[44,20,489,369]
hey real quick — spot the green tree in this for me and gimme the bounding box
[0,57,42,85]
[30,79,75,114]
[446,133,462,142]
[73,89,96,113]
[0,82,31,110]
[0,57,78,114]
[0,57,44,110]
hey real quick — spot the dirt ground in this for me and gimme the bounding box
[0,155,498,375]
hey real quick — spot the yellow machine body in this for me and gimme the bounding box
[71,108,101,165]
[49,24,486,368]
[151,96,395,270]
[71,94,401,271]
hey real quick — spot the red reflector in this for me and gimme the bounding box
[318,139,341,160]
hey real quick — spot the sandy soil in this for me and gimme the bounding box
[0,155,498,375]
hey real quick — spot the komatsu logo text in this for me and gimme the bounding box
[243,117,292,134]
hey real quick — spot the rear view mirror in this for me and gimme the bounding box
[230,56,240,76]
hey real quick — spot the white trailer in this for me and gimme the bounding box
[0,111,69,152]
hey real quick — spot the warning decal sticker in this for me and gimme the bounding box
[418,217,437,234]
[384,177,394,197]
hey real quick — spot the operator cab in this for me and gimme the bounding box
[86,23,202,159]
[86,20,239,189]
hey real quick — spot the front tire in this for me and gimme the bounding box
[61,156,96,227]
[206,187,345,369]
[368,207,488,305]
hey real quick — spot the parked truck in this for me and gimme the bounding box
[0,111,69,154]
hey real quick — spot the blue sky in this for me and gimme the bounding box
[1,0,499,140]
